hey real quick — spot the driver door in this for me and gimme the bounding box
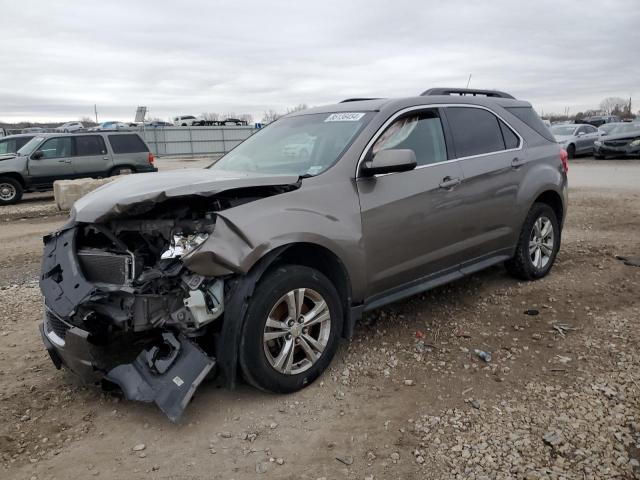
[28,136,75,187]
[357,108,467,299]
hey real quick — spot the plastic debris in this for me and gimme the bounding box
[474,349,492,362]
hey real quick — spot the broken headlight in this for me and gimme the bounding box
[161,233,209,260]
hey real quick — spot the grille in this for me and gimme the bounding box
[46,310,70,339]
[604,140,629,147]
[77,249,134,285]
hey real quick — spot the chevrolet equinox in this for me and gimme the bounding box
[39,88,568,420]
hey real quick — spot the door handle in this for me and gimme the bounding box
[439,176,461,189]
[511,157,525,169]
[103,157,109,161]
[58,159,72,164]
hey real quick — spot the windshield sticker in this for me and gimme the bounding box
[306,165,323,175]
[325,112,365,122]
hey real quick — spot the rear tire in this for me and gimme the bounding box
[0,177,23,205]
[566,144,575,159]
[505,203,560,281]
[239,265,343,394]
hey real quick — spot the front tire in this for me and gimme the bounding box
[239,265,343,393]
[0,177,23,205]
[505,203,560,280]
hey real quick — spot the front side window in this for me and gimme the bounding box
[17,136,45,156]
[446,107,505,158]
[210,112,371,177]
[372,110,447,166]
[38,137,72,159]
[75,135,106,156]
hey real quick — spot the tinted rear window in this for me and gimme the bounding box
[75,135,106,156]
[446,107,505,157]
[108,134,148,154]
[505,106,555,142]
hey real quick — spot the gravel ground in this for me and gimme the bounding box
[0,160,638,479]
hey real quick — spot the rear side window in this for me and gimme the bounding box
[505,106,555,142]
[75,135,106,156]
[445,107,505,158]
[499,121,520,149]
[373,109,447,166]
[108,134,148,154]
[0,139,15,154]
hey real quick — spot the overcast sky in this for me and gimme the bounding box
[1,0,638,123]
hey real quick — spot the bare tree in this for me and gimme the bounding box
[286,104,308,114]
[201,112,219,121]
[599,97,627,115]
[262,109,282,123]
[237,113,254,124]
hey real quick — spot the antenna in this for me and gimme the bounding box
[466,74,472,89]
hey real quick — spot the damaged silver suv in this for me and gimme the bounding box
[39,88,568,420]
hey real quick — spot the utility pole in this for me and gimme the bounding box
[94,104,98,124]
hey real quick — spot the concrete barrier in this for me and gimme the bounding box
[53,177,118,211]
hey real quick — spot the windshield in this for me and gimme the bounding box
[209,112,371,177]
[550,125,576,136]
[17,136,45,156]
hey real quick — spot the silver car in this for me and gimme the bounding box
[550,123,598,158]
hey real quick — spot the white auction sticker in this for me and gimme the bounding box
[325,112,365,122]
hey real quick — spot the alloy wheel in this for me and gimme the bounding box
[263,288,331,375]
[529,216,554,269]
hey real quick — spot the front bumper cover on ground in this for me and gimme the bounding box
[41,315,214,422]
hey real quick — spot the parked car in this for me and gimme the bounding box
[38,87,567,421]
[597,122,640,137]
[90,121,130,131]
[173,115,200,126]
[144,120,173,127]
[0,134,36,156]
[549,123,598,158]
[0,132,156,205]
[56,121,84,133]
[581,115,620,127]
[593,123,640,159]
[22,127,46,134]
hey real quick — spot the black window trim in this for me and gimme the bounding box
[356,103,523,178]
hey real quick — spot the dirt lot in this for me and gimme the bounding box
[1,160,639,480]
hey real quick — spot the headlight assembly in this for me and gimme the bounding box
[161,233,209,259]
[629,139,640,147]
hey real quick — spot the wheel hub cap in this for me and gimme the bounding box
[263,288,331,375]
[0,183,16,201]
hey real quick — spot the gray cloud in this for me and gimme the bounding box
[1,0,638,122]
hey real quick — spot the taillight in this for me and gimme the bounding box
[148,152,155,166]
[560,148,568,172]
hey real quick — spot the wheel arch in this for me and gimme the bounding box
[533,189,564,225]
[0,172,26,188]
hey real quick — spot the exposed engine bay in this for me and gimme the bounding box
[39,184,299,421]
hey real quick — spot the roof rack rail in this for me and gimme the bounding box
[421,88,515,99]
[339,98,381,103]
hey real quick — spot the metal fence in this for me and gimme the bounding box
[140,126,258,157]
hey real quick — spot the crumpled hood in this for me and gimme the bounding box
[600,131,640,142]
[71,168,300,223]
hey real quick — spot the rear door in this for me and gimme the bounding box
[575,125,597,154]
[27,136,75,186]
[357,107,468,298]
[107,134,149,171]
[72,135,112,178]
[442,105,524,267]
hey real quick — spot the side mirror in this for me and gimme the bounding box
[360,149,417,177]
[31,150,44,160]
